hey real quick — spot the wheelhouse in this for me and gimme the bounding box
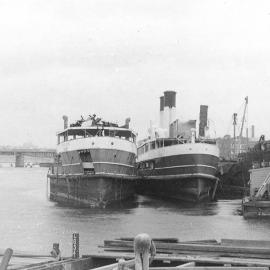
[57,127,136,145]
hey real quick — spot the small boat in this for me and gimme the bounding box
[47,114,137,207]
[136,91,220,202]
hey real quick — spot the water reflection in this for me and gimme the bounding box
[135,195,221,216]
[52,195,248,218]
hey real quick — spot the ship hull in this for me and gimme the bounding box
[136,176,218,202]
[49,136,137,207]
[137,143,219,202]
[49,174,136,208]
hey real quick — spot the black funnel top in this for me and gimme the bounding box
[164,91,176,108]
[160,96,165,111]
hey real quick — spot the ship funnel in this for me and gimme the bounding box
[163,91,176,134]
[252,125,255,138]
[199,105,208,137]
[159,96,164,128]
[62,115,68,129]
[125,117,130,129]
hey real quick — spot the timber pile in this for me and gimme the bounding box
[95,237,270,267]
[101,238,270,259]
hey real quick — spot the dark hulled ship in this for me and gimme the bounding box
[136,91,220,202]
[217,135,270,198]
[48,115,137,207]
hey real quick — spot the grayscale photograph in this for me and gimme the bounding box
[0,1,270,270]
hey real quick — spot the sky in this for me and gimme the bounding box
[0,0,270,148]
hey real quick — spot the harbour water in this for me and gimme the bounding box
[0,167,270,257]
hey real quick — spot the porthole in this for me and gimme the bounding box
[111,142,114,145]
[92,142,95,145]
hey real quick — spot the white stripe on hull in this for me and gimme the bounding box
[155,164,217,170]
[57,136,137,155]
[137,142,219,162]
[93,161,135,168]
[142,173,219,180]
[94,172,136,177]
[61,161,135,168]
[49,173,138,179]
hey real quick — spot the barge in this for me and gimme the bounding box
[242,166,270,218]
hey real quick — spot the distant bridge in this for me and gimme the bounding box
[0,148,56,167]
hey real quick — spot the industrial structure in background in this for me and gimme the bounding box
[217,96,256,161]
[217,96,270,199]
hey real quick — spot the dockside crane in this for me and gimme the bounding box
[239,96,248,153]
[239,97,248,140]
[232,96,248,158]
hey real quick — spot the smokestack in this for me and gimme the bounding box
[252,125,255,138]
[159,96,164,128]
[63,115,68,129]
[163,91,176,134]
[199,105,208,137]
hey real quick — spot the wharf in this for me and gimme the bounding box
[2,234,270,270]
[241,167,270,218]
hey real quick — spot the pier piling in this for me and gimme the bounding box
[73,233,80,259]
[134,233,155,270]
[0,248,13,270]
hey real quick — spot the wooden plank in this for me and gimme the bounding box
[101,246,270,259]
[221,239,270,248]
[103,240,270,255]
[87,252,270,267]
[116,238,179,243]
[155,249,270,259]
[149,268,268,270]
[176,262,195,268]
[15,257,93,270]
[0,249,53,259]
[102,238,270,258]
[0,249,13,270]
[90,259,135,270]
[157,250,270,260]
[110,239,218,245]
[179,240,218,245]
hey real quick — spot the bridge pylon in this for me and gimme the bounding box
[15,153,24,167]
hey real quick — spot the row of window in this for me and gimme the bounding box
[58,134,135,144]
[138,139,183,155]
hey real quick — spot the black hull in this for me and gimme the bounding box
[137,152,219,202]
[48,174,136,208]
[218,142,270,198]
[136,175,218,202]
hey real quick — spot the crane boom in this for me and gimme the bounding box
[240,96,248,138]
[238,96,248,154]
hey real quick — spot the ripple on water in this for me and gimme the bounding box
[0,167,269,256]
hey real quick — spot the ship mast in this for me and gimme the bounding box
[233,113,237,158]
